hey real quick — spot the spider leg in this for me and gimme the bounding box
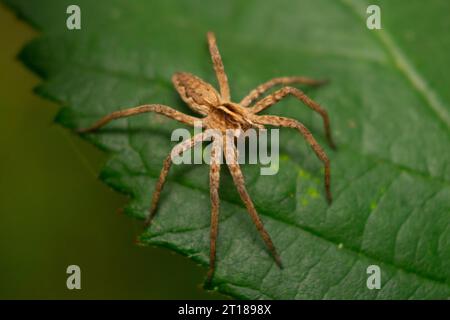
[249,86,335,149]
[206,138,221,283]
[207,32,231,102]
[240,76,328,108]
[256,115,332,203]
[145,132,205,227]
[77,104,200,133]
[224,139,282,268]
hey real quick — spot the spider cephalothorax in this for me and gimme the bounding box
[173,72,261,131]
[79,32,335,283]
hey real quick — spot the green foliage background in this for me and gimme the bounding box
[1,0,449,299]
[0,4,219,299]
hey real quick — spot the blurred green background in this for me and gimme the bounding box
[0,4,221,299]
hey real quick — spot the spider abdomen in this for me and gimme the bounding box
[172,72,221,115]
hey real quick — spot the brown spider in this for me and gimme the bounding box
[78,32,335,283]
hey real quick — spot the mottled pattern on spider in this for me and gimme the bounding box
[79,32,335,283]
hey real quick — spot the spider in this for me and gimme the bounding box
[78,32,335,283]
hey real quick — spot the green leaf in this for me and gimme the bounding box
[5,0,450,299]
